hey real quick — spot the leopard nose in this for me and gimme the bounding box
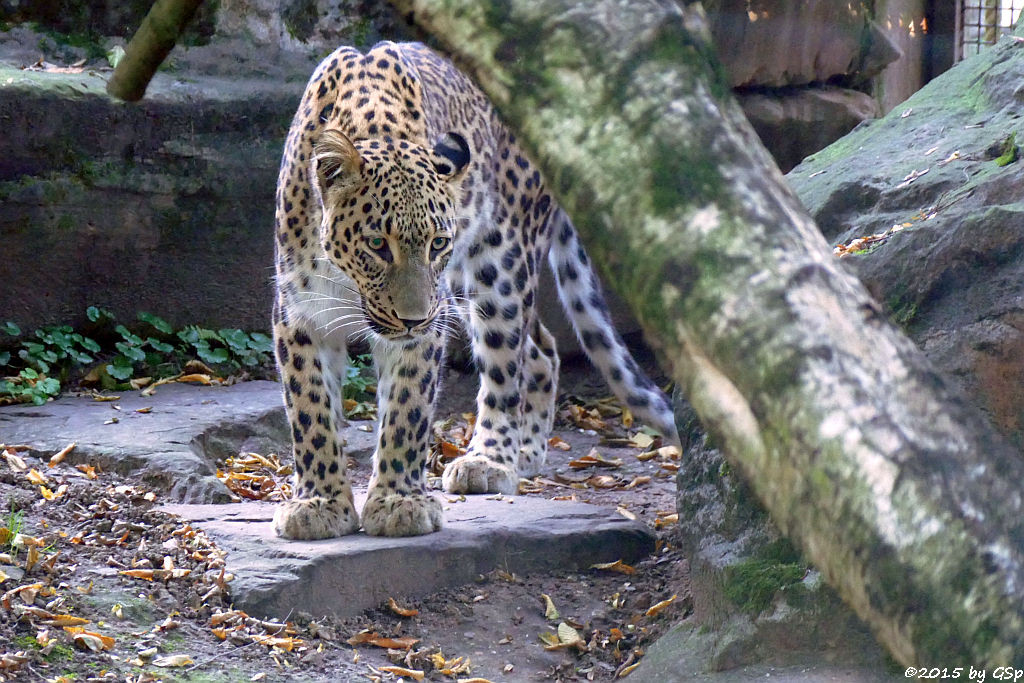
[396,316,426,330]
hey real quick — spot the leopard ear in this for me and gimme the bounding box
[431,132,470,180]
[313,129,363,199]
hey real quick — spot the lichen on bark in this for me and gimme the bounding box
[390,0,1024,666]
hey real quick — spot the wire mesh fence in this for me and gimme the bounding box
[958,0,1023,59]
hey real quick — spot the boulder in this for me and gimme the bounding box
[787,24,1024,448]
[0,44,300,333]
[632,399,889,679]
[703,0,893,88]
[737,87,879,172]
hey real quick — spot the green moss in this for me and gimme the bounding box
[722,539,806,614]
[349,17,372,47]
[282,0,319,41]
[995,132,1018,166]
[887,296,919,330]
[34,24,107,60]
[649,147,725,216]
[13,635,75,663]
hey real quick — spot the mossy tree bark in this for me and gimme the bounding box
[106,0,204,101]
[388,0,1024,665]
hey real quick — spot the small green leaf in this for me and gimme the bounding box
[177,328,200,345]
[107,359,134,380]
[138,312,173,335]
[219,329,249,353]
[115,342,146,362]
[80,336,101,353]
[86,306,113,323]
[247,332,273,353]
[1,321,20,336]
[20,367,39,380]
[106,44,126,69]
[115,325,143,346]
[147,338,174,354]
[69,350,94,364]
[36,377,60,395]
[0,351,9,366]
[198,346,230,364]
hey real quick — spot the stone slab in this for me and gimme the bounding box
[160,495,655,619]
[0,381,376,503]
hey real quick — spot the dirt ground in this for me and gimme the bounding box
[0,356,691,682]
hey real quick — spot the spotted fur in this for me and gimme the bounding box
[272,41,679,539]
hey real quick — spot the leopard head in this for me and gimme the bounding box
[312,129,470,340]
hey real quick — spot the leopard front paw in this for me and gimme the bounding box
[361,491,443,537]
[442,455,518,494]
[517,442,547,478]
[273,495,360,540]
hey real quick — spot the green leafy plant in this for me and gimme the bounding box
[2,506,25,558]
[1,308,275,404]
[343,353,376,419]
[345,353,376,401]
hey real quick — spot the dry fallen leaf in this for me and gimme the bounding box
[630,432,656,450]
[541,593,559,621]
[430,651,472,675]
[591,559,636,575]
[379,666,425,680]
[645,594,678,617]
[3,450,27,472]
[39,484,68,501]
[65,627,115,651]
[177,373,213,385]
[76,463,98,479]
[120,569,155,581]
[48,442,76,467]
[654,513,679,529]
[386,597,419,617]
[346,630,419,650]
[547,436,571,451]
[588,474,621,489]
[618,661,641,678]
[26,469,48,486]
[24,546,39,572]
[568,448,622,470]
[557,622,583,646]
[152,654,194,667]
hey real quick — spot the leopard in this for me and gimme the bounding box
[271,41,679,540]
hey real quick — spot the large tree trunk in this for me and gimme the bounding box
[389,0,1024,665]
[106,0,204,101]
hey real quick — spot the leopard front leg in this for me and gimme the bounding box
[518,320,559,477]
[361,333,445,536]
[272,315,360,540]
[442,265,536,495]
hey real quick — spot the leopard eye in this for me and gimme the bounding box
[367,236,386,251]
[431,236,451,252]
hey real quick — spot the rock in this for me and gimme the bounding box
[213,0,409,52]
[0,381,374,503]
[0,45,301,333]
[703,0,897,88]
[651,397,889,678]
[160,495,654,619]
[787,23,1024,448]
[737,88,879,173]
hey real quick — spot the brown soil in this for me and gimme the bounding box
[0,358,690,682]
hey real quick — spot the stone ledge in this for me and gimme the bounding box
[161,495,655,619]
